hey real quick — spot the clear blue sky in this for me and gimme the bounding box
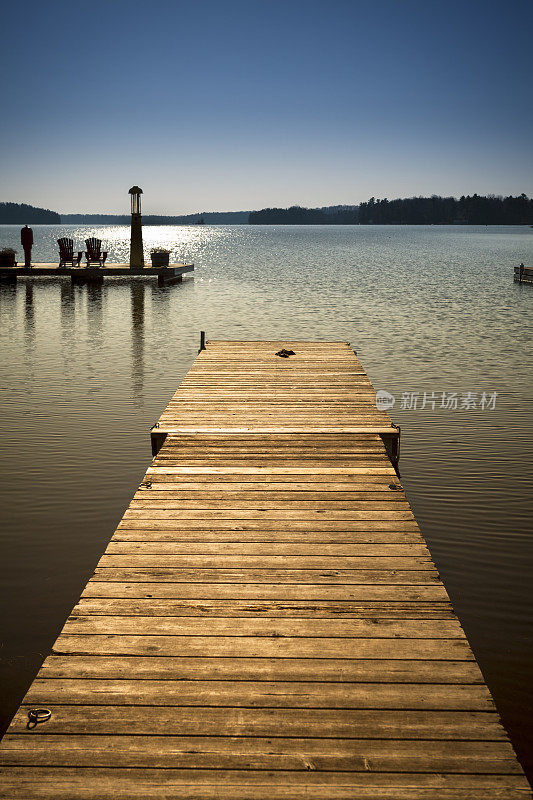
[1,0,532,214]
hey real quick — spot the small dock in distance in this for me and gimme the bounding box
[0,339,530,798]
[514,264,533,284]
[0,263,194,286]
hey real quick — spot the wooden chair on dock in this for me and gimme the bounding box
[57,238,82,268]
[84,238,108,267]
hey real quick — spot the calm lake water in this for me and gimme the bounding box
[0,224,532,777]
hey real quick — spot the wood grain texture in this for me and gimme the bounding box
[1,339,529,799]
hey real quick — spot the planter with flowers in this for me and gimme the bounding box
[0,248,17,267]
[150,248,171,268]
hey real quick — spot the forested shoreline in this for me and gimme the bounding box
[0,202,60,224]
[357,194,533,225]
[251,195,532,225]
[61,211,249,224]
[2,195,532,226]
[249,206,358,224]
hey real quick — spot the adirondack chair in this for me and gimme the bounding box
[57,238,82,268]
[84,238,108,267]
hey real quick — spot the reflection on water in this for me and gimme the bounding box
[23,283,34,351]
[0,224,532,779]
[131,282,145,406]
[87,283,103,329]
[87,283,104,389]
[60,281,75,372]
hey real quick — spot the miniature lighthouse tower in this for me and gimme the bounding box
[129,186,144,267]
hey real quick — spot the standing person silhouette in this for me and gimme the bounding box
[21,224,33,267]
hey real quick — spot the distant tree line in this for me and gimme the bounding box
[357,194,533,225]
[249,206,358,224]
[4,196,531,227]
[61,211,250,225]
[61,214,131,224]
[0,202,60,224]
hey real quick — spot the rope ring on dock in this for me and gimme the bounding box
[26,708,51,729]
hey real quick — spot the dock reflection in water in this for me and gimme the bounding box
[23,283,34,352]
[60,279,76,351]
[131,282,145,406]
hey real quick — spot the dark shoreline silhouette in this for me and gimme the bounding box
[2,194,532,226]
[357,193,533,225]
[61,211,249,225]
[249,205,358,224]
[251,194,533,225]
[0,202,60,224]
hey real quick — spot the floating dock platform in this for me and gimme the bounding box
[0,263,194,285]
[0,339,530,798]
[514,264,533,284]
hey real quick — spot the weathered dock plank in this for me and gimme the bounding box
[0,263,194,285]
[0,339,530,799]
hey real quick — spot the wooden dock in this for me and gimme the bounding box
[514,264,533,284]
[0,263,194,285]
[0,339,530,799]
